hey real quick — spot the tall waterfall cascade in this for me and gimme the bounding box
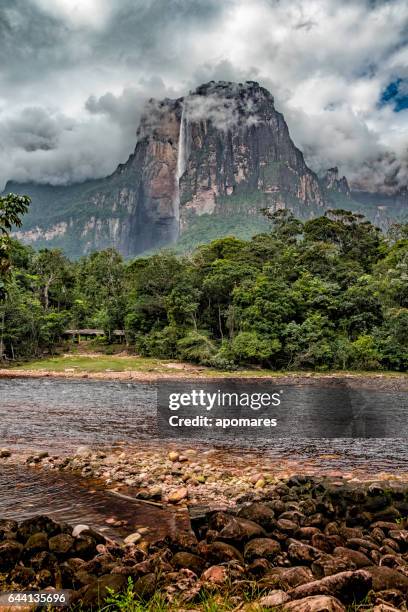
[172,105,189,239]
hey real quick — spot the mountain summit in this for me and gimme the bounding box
[107,79,325,254]
[6,81,402,257]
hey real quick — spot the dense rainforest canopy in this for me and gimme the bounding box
[1,208,407,371]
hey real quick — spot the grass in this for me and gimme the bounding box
[64,583,386,612]
[2,340,407,379]
[4,351,408,380]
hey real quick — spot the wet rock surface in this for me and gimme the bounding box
[1,477,408,609]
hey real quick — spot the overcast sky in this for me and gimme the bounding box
[1,0,407,192]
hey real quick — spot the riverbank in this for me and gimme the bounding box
[0,354,407,387]
[1,476,408,611]
[3,442,408,515]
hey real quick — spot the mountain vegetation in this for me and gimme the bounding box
[1,207,407,372]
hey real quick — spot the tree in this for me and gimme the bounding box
[304,210,382,270]
[30,249,73,310]
[262,208,303,243]
[0,194,30,299]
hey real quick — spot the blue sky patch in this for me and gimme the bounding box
[380,78,408,111]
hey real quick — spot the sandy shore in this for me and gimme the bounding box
[1,367,407,391]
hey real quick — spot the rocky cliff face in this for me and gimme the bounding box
[177,81,325,230]
[83,80,326,254]
[321,167,351,198]
[7,81,355,257]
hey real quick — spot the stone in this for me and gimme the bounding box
[168,487,188,503]
[238,502,275,530]
[24,532,49,553]
[311,533,341,553]
[247,558,273,577]
[311,556,352,578]
[168,451,179,462]
[73,535,98,560]
[0,449,11,458]
[8,566,36,586]
[123,532,142,545]
[75,446,92,457]
[255,478,266,489]
[0,519,18,536]
[48,533,74,555]
[289,570,372,604]
[201,541,244,564]
[333,547,372,568]
[287,540,321,564]
[133,573,157,600]
[210,512,265,543]
[298,527,321,540]
[72,525,90,538]
[366,566,408,593]
[17,516,60,541]
[244,538,281,562]
[277,518,299,534]
[260,566,314,589]
[172,552,205,575]
[0,540,23,570]
[82,574,128,607]
[201,565,227,585]
[258,589,290,607]
[282,595,346,611]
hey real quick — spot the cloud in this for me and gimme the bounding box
[0,0,407,192]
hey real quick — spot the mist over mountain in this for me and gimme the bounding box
[5,81,406,258]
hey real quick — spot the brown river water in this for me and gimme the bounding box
[1,377,407,533]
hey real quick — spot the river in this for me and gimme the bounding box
[1,376,407,531]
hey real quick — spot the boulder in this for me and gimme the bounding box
[244,538,281,562]
[333,546,372,568]
[172,552,206,575]
[168,487,188,503]
[238,503,275,530]
[289,570,372,604]
[17,516,60,541]
[365,566,408,593]
[132,573,157,600]
[288,540,322,564]
[201,565,227,585]
[72,525,90,538]
[200,541,244,564]
[277,519,299,535]
[123,532,142,545]
[258,589,290,607]
[260,566,314,589]
[24,532,49,554]
[82,574,128,607]
[282,595,346,611]
[49,533,74,555]
[311,556,352,578]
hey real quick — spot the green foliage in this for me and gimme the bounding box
[177,331,217,363]
[231,331,280,364]
[348,335,382,370]
[2,210,407,372]
[0,193,30,300]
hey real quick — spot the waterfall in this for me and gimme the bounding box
[173,105,188,239]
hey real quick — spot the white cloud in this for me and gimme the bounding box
[1,0,408,191]
[30,0,114,29]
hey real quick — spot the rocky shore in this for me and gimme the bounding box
[16,444,408,511]
[1,476,408,611]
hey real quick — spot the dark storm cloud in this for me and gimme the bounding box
[0,1,75,83]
